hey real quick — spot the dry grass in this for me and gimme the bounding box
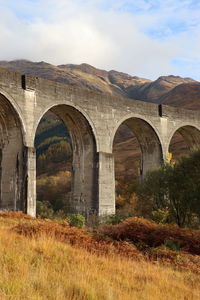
[0,213,199,299]
[12,219,142,260]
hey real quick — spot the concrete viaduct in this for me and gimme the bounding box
[0,67,200,217]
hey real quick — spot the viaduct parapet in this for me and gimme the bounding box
[0,67,200,217]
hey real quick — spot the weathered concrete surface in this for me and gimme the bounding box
[0,67,200,217]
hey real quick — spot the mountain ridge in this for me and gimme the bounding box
[0,59,198,109]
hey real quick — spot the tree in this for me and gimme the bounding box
[136,150,200,227]
[136,167,168,221]
[166,151,200,226]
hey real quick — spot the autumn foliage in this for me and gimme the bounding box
[99,217,200,255]
[12,215,141,260]
[0,212,197,275]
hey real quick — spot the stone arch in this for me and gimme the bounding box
[34,104,99,215]
[0,88,26,145]
[33,102,99,151]
[112,116,163,176]
[167,124,200,159]
[0,92,26,211]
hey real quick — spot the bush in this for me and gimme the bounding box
[36,201,54,219]
[152,208,170,224]
[98,217,200,255]
[105,214,124,225]
[86,214,100,228]
[104,212,134,225]
[164,239,180,252]
[67,214,85,228]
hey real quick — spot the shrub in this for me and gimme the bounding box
[98,217,200,255]
[164,239,180,252]
[67,214,85,228]
[152,208,170,224]
[36,201,54,219]
[86,214,100,228]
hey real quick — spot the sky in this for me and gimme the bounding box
[0,0,200,80]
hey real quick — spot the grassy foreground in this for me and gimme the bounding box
[0,213,199,300]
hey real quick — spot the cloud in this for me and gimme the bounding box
[0,0,200,80]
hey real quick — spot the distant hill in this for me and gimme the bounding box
[0,60,148,98]
[160,82,200,109]
[126,75,196,103]
[0,60,197,107]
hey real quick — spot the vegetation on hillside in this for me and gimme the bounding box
[0,212,199,299]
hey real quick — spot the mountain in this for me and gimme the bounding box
[0,60,196,106]
[160,82,200,109]
[126,75,195,103]
[0,60,148,98]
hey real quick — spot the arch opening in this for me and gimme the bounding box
[168,125,200,164]
[0,93,26,211]
[34,105,98,217]
[113,117,163,213]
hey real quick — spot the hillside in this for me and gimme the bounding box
[160,82,200,109]
[0,60,149,99]
[0,60,196,104]
[0,212,200,299]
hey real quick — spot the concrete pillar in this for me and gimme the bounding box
[142,150,163,175]
[0,129,24,211]
[26,147,36,217]
[162,146,169,165]
[1,144,20,210]
[71,148,98,216]
[98,152,115,216]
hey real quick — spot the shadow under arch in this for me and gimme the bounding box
[33,101,99,151]
[168,125,200,162]
[113,117,163,177]
[34,104,98,216]
[0,93,26,211]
